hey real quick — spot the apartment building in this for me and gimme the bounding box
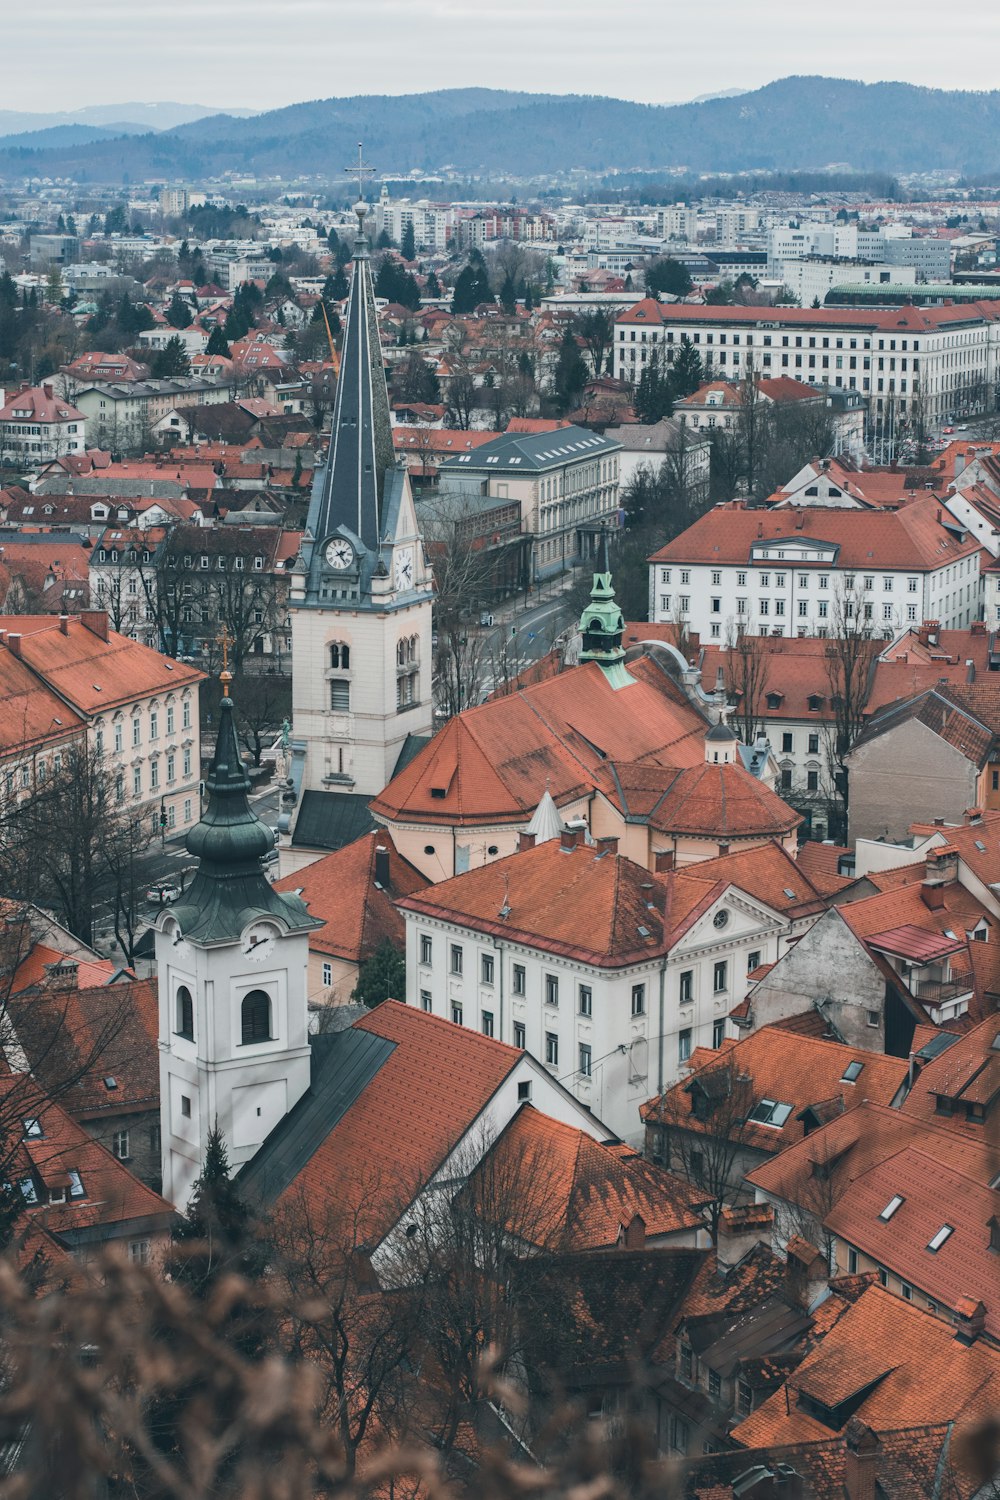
[0,611,204,833]
[614,299,1000,423]
[0,383,86,465]
[648,496,982,641]
[73,377,236,452]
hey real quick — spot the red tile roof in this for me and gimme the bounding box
[900,1014,1000,1133]
[618,299,1000,332]
[464,1105,707,1251]
[6,613,203,715]
[731,1284,1000,1448]
[0,383,84,423]
[650,494,979,572]
[641,1028,908,1154]
[273,831,428,963]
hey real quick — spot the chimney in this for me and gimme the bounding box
[373,844,390,889]
[954,1297,987,1345]
[595,835,619,858]
[621,1213,646,1250]
[966,659,976,684]
[716,1202,773,1269]
[7,633,22,658]
[921,881,946,910]
[43,383,53,399]
[843,1419,880,1500]
[43,960,78,992]
[718,842,730,856]
[58,613,69,636]
[794,511,805,529]
[518,831,536,852]
[784,1235,829,1311]
[955,450,967,479]
[80,610,109,641]
[560,827,584,851]
[654,849,675,874]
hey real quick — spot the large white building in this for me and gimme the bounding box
[613,299,1000,424]
[0,382,85,465]
[648,495,982,642]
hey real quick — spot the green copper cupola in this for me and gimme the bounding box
[579,528,633,689]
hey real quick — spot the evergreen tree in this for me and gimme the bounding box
[499,274,517,314]
[635,351,674,423]
[65,214,76,235]
[352,940,406,1007]
[376,228,394,250]
[327,226,341,255]
[523,282,534,311]
[425,269,441,297]
[166,291,193,329]
[400,221,416,261]
[645,256,693,298]
[553,327,588,412]
[669,334,702,398]
[205,324,231,358]
[151,336,191,377]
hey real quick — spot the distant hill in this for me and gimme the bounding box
[1,77,999,182]
[0,101,258,141]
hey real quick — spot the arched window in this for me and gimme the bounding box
[175,985,194,1040]
[241,990,272,1045]
[330,642,350,670]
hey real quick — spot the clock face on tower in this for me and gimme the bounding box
[324,537,354,571]
[241,922,277,962]
[393,547,414,591]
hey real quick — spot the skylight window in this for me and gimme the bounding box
[927,1225,954,1252]
[975,840,986,851]
[879,1194,904,1221]
[22,1118,42,1139]
[783,888,797,900]
[749,1099,794,1127]
[841,1060,864,1083]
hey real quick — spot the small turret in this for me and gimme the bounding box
[578,527,633,689]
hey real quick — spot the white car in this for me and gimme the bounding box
[147,885,182,905]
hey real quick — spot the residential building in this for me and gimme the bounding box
[73,377,236,452]
[613,298,1000,424]
[438,423,622,582]
[0,383,85,466]
[675,378,865,459]
[648,496,981,642]
[608,416,711,500]
[0,611,204,834]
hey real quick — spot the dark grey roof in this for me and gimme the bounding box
[706,720,738,741]
[393,732,432,778]
[439,423,620,476]
[306,225,394,558]
[236,1026,395,1206]
[292,789,376,851]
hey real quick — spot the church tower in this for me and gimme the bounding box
[579,528,634,690]
[155,679,320,1209]
[288,183,434,806]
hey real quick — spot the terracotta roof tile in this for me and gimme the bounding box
[273,831,428,963]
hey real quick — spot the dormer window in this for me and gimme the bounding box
[766,693,783,710]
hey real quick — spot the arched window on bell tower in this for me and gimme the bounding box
[175,985,194,1041]
[241,989,272,1045]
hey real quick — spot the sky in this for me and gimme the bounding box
[8,0,1000,114]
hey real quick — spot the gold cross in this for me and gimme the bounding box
[216,625,232,694]
[345,141,376,198]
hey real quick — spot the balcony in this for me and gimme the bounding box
[913,973,973,1008]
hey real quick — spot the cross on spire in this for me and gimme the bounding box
[216,624,233,695]
[345,141,376,202]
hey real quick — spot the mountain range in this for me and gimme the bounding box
[0,102,258,143]
[2,78,1000,184]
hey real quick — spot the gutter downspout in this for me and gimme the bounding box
[657,955,668,1094]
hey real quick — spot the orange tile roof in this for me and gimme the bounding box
[618,299,1000,332]
[730,1284,1000,1448]
[279,1001,523,1241]
[824,1146,1000,1339]
[795,841,853,896]
[650,494,979,572]
[0,646,86,755]
[673,838,829,918]
[12,942,116,995]
[464,1105,707,1250]
[398,838,723,967]
[900,1014,1000,1134]
[273,831,428,963]
[641,1027,908,1153]
[7,614,204,715]
[370,657,708,828]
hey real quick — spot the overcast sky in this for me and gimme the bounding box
[8,0,1000,113]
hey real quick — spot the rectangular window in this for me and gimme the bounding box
[807,769,819,792]
[450,944,463,976]
[737,1381,753,1417]
[149,711,158,741]
[579,1043,592,1077]
[631,983,646,1016]
[322,961,333,986]
[713,960,728,993]
[420,934,432,965]
[132,717,141,747]
[678,1028,692,1063]
[708,1370,721,1400]
[848,1247,858,1273]
[713,1018,725,1048]
[481,953,494,985]
[129,1240,151,1266]
[512,963,526,996]
[578,984,592,1016]
[114,722,123,753]
[514,1021,526,1049]
[132,768,142,798]
[482,1011,494,1038]
[781,732,793,752]
[330,680,350,711]
[420,989,432,1012]
[867,1009,879,1027]
[150,761,159,790]
[545,1032,559,1066]
[808,733,820,754]
[451,1001,463,1026]
[545,973,559,1006]
[180,1095,191,1118]
[113,1130,130,1160]
[183,700,191,729]
[679,970,693,1003]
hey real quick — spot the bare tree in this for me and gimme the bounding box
[724,620,771,747]
[645,1061,756,1240]
[419,490,503,718]
[824,578,879,796]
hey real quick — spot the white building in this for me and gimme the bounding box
[613,299,1000,425]
[398,827,808,1143]
[648,495,982,642]
[0,382,85,465]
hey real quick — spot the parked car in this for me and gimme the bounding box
[147,885,182,905]
[262,849,279,866]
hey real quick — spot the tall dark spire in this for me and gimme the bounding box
[169,691,314,944]
[307,195,395,556]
